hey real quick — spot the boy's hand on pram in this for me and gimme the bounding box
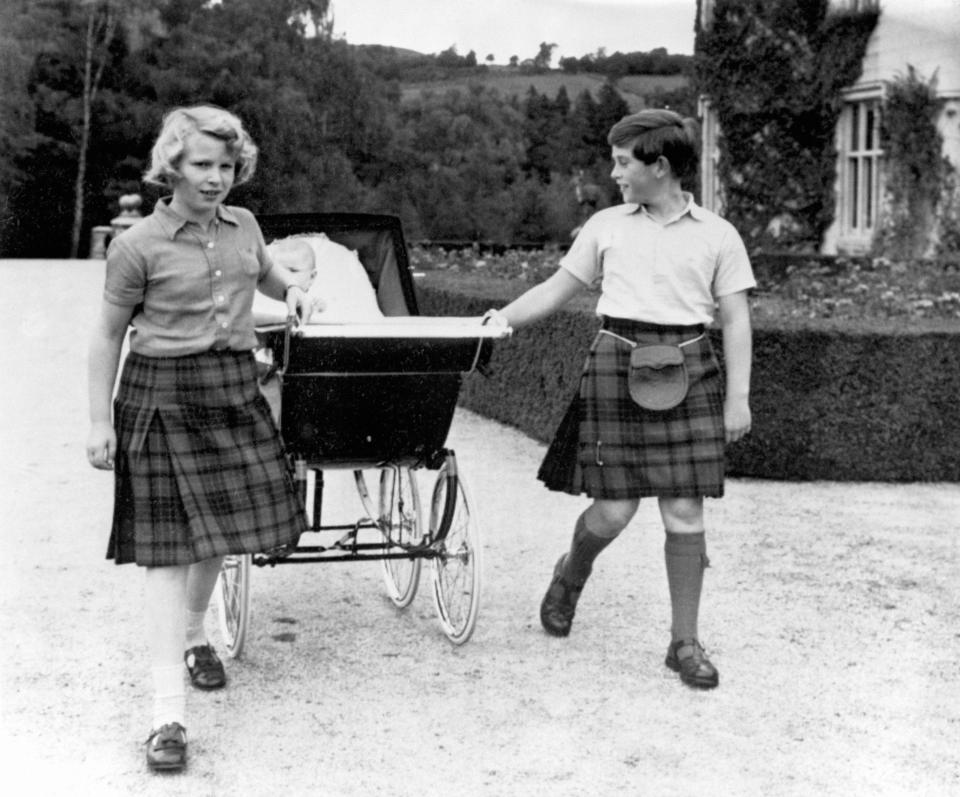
[481,308,510,329]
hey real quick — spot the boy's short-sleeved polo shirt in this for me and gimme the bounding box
[104,200,275,357]
[560,197,756,326]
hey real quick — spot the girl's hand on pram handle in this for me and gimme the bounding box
[284,284,323,325]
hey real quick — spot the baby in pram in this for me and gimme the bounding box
[253,233,384,325]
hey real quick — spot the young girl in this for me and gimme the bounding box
[86,105,314,771]
[487,109,754,690]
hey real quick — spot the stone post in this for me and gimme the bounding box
[110,193,143,239]
[91,194,143,258]
[89,226,113,259]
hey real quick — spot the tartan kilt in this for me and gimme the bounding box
[107,350,307,567]
[538,317,725,499]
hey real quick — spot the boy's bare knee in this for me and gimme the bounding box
[657,497,704,533]
[586,499,640,536]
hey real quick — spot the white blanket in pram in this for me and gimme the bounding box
[252,233,384,325]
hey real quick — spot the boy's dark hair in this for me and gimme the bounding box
[607,109,699,181]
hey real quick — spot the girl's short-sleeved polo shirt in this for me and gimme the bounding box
[104,201,275,357]
[560,197,756,326]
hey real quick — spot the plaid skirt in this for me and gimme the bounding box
[107,350,307,567]
[537,317,725,499]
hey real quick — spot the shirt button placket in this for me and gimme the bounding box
[208,237,229,344]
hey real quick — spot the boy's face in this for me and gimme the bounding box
[171,132,237,224]
[610,143,658,206]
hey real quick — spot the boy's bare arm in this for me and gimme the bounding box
[717,290,752,443]
[498,268,585,329]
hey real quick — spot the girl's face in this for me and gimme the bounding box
[610,144,658,206]
[170,132,237,225]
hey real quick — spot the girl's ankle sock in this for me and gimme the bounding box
[184,609,208,650]
[151,664,186,730]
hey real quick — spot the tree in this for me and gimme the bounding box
[877,67,950,258]
[593,80,630,146]
[393,85,526,241]
[695,0,879,250]
[0,0,127,257]
[70,0,121,258]
[0,0,38,254]
[522,86,577,182]
[136,0,377,214]
[569,89,600,167]
[533,42,557,71]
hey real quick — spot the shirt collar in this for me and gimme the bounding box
[153,198,240,240]
[631,192,707,225]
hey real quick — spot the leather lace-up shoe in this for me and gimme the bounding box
[146,722,187,772]
[665,638,719,689]
[539,555,587,637]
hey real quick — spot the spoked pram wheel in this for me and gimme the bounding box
[429,453,482,645]
[355,467,423,608]
[215,553,251,658]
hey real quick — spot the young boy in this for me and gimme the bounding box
[487,109,754,689]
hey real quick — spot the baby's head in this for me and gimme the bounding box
[268,237,317,290]
[143,105,258,189]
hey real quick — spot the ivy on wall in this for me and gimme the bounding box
[693,0,879,252]
[876,66,957,258]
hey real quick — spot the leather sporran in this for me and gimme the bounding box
[628,344,688,411]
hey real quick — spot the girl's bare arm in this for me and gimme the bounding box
[86,301,133,469]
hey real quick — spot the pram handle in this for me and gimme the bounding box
[282,314,299,374]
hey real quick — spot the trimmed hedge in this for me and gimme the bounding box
[418,278,960,482]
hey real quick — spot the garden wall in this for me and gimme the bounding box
[418,281,960,482]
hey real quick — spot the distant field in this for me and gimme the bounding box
[399,71,688,109]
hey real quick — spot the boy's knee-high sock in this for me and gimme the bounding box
[561,511,617,585]
[664,531,708,641]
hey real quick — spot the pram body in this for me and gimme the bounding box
[216,214,509,650]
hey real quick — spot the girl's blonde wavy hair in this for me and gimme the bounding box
[143,105,258,188]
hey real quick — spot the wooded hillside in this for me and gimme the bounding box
[0,0,695,257]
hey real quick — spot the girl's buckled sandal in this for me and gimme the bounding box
[145,722,187,772]
[665,638,719,689]
[184,644,226,690]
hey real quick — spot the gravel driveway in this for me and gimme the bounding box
[1,260,958,796]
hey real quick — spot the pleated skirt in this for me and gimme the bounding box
[107,350,307,566]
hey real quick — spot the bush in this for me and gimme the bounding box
[416,266,960,482]
[412,248,960,322]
